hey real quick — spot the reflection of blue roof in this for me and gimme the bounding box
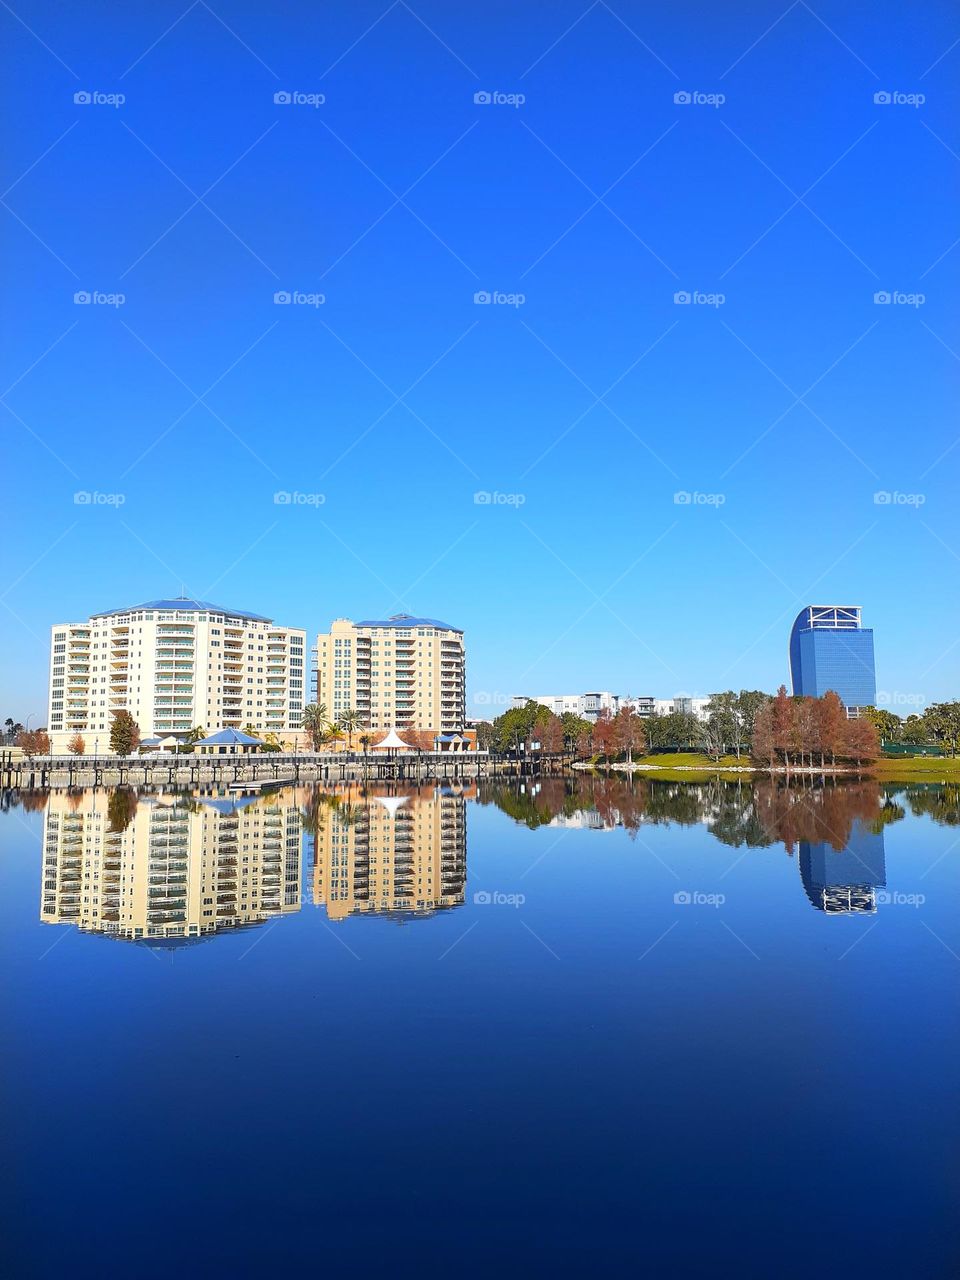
[197,795,261,814]
[197,729,262,745]
[354,613,461,632]
[92,595,271,621]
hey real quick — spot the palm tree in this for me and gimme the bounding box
[301,703,331,752]
[322,725,345,752]
[336,707,364,751]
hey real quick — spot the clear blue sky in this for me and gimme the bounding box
[2,0,958,721]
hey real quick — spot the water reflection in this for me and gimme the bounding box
[305,783,469,922]
[480,776,911,915]
[30,776,958,940]
[40,789,303,945]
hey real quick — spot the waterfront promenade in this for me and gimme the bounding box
[0,749,561,791]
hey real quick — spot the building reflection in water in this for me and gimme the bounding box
[40,789,303,944]
[482,776,899,915]
[798,826,887,914]
[309,784,469,922]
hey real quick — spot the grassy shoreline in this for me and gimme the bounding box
[573,752,960,781]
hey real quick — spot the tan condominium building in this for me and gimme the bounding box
[311,785,467,921]
[40,790,302,944]
[47,595,307,753]
[315,614,465,738]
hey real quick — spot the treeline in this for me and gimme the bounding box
[477,775,918,847]
[865,701,960,755]
[488,687,883,769]
[751,687,880,769]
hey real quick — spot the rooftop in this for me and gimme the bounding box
[91,595,271,622]
[352,613,462,632]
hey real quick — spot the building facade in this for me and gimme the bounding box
[47,596,307,753]
[789,605,876,712]
[315,614,465,738]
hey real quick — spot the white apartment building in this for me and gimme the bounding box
[511,692,620,722]
[47,596,307,753]
[315,614,465,737]
[513,693,712,723]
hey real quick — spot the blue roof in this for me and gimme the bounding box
[92,595,271,621]
[354,613,461,632]
[197,729,263,745]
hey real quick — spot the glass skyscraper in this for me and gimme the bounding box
[789,605,876,709]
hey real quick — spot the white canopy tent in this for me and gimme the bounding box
[369,728,410,751]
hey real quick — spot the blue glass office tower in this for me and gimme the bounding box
[789,605,876,709]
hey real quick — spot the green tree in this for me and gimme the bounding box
[901,715,930,746]
[923,702,960,756]
[186,724,206,744]
[559,712,593,755]
[301,703,331,751]
[335,708,364,750]
[862,707,902,743]
[109,711,140,756]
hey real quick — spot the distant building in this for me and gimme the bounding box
[315,614,465,738]
[47,596,306,754]
[789,605,876,712]
[513,692,712,723]
[510,692,620,722]
[650,696,711,722]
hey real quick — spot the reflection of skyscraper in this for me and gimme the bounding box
[311,786,467,921]
[798,821,886,914]
[41,791,302,943]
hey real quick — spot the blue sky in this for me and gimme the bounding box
[2,0,958,721]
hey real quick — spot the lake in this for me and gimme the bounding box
[2,775,958,1277]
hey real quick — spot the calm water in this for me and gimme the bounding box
[2,776,958,1278]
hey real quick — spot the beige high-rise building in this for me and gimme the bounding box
[310,785,467,921]
[47,595,307,753]
[40,789,302,943]
[315,614,465,739]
